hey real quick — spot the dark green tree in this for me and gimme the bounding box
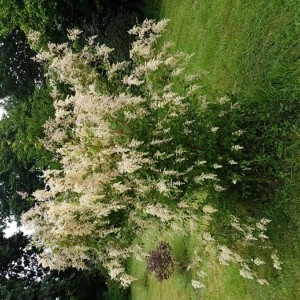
[0,29,42,100]
[0,0,143,41]
[0,85,55,219]
[0,227,108,299]
[0,1,143,298]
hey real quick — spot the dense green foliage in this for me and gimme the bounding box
[0,238,108,300]
[130,1,300,299]
[0,0,142,38]
[0,29,42,100]
[0,0,145,299]
[0,85,55,218]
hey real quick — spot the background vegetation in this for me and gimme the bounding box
[0,0,144,298]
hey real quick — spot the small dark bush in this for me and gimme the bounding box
[146,241,174,281]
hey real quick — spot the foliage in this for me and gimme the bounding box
[0,228,61,299]
[104,279,130,300]
[0,29,42,100]
[0,231,43,280]
[0,268,107,300]
[0,0,143,43]
[0,0,149,298]
[146,241,174,281]
[0,85,55,219]
[0,225,108,299]
[5,85,55,169]
[0,0,95,38]
[21,20,281,289]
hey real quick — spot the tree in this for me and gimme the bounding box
[0,29,42,100]
[0,0,143,297]
[0,224,108,299]
[0,85,55,219]
[0,0,143,40]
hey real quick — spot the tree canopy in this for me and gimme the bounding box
[0,0,144,298]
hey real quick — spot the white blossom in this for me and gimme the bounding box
[203,205,218,214]
[240,268,254,280]
[253,258,265,266]
[231,145,244,151]
[213,163,223,169]
[191,280,205,289]
[271,253,282,270]
[67,29,83,41]
[257,279,269,285]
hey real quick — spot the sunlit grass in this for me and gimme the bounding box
[157,0,299,99]
[129,225,200,300]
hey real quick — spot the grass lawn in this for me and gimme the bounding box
[129,0,300,299]
[129,220,255,300]
[155,0,299,99]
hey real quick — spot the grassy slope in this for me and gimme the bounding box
[158,0,299,97]
[130,0,300,299]
[129,225,254,300]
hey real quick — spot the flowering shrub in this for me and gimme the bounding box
[22,20,281,287]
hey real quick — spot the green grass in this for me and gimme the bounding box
[129,221,259,300]
[128,228,196,300]
[129,217,300,300]
[129,0,300,299]
[157,0,299,99]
